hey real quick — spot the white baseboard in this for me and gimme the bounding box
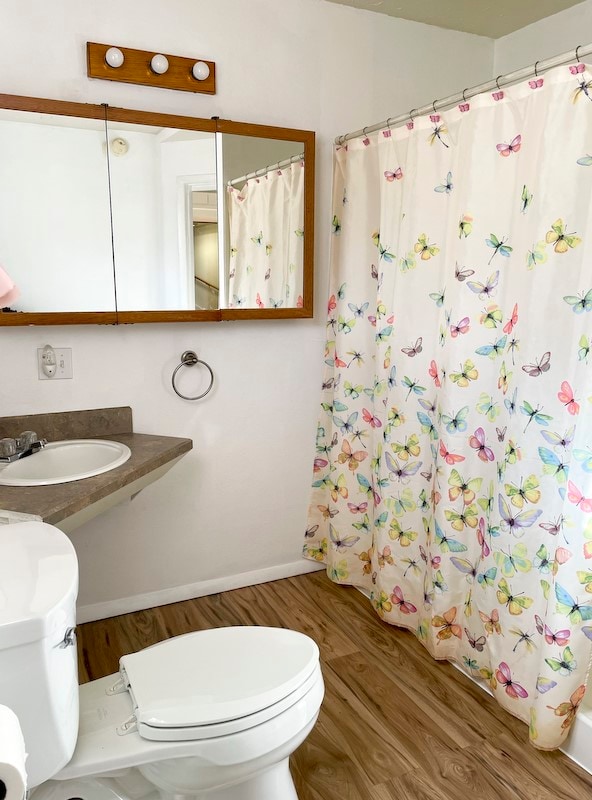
[77,559,325,624]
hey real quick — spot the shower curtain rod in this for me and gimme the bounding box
[227,152,304,187]
[335,42,592,144]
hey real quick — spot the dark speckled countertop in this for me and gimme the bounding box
[0,407,192,525]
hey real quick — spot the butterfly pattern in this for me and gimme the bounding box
[227,161,304,309]
[305,63,592,750]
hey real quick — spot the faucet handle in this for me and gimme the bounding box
[0,438,16,457]
[17,430,38,450]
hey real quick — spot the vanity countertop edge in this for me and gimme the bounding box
[0,432,192,525]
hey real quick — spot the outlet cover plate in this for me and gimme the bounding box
[37,348,73,380]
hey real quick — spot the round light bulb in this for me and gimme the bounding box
[151,54,169,75]
[105,47,124,68]
[192,61,210,81]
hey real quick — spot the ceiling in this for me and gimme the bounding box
[325,0,585,38]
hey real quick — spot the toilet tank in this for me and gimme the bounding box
[0,521,79,788]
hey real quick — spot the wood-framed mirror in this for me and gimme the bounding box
[0,94,315,325]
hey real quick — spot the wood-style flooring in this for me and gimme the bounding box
[77,571,592,800]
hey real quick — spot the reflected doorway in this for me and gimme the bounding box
[191,190,218,309]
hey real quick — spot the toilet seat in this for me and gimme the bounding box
[53,634,324,783]
[119,626,320,742]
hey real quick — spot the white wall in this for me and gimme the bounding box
[494,0,592,73]
[108,127,163,311]
[0,118,114,312]
[0,0,494,619]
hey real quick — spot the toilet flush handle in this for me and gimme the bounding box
[59,627,77,648]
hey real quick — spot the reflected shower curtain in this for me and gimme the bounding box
[227,161,304,308]
[305,64,592,749]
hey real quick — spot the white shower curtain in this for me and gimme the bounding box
[227,160,304,308]
[306,62,592,749]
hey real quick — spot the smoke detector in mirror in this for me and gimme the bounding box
[110,137,129,156]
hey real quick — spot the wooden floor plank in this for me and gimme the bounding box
[477,732,592,799]
[77,571,592,799]
[76,616,130,681]
[290,724,376,800]
[262,578,361,659]
[384,773,456,800]
[314,661,425,780]
[326,650,475,754]
[300,575,521,743]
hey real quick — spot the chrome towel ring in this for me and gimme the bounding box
[171,350,214,400]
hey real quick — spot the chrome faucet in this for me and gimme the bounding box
[0,431,47,463]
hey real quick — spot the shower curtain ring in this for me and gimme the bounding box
[408,108,417,121]
[534,60,540,77]
[576,45,583,62]
[495,75,503,91]
[462,88,469,102]
[432,100,438,114]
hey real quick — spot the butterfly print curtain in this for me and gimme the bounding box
[305,63,592,749]
[227,160,304,309]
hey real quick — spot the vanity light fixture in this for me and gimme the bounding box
[150,54,169,75]
[105,47,124,68]
[87,42,216,94]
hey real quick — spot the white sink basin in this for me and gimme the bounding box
[0,439,131,486]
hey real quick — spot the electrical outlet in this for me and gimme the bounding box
[37,347,73,380]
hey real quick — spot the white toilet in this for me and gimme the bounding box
[0,521,324,800]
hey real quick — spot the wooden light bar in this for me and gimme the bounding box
[86,42,216,95]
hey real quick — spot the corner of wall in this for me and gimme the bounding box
[493,0,592,75]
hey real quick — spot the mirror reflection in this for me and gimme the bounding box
[192,190,219,309]
[107,122,217,311]
[0,110,114,313]
[0,94,314,324]
[220,133,305,310]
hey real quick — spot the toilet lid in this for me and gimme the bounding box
[120,626,319,738]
